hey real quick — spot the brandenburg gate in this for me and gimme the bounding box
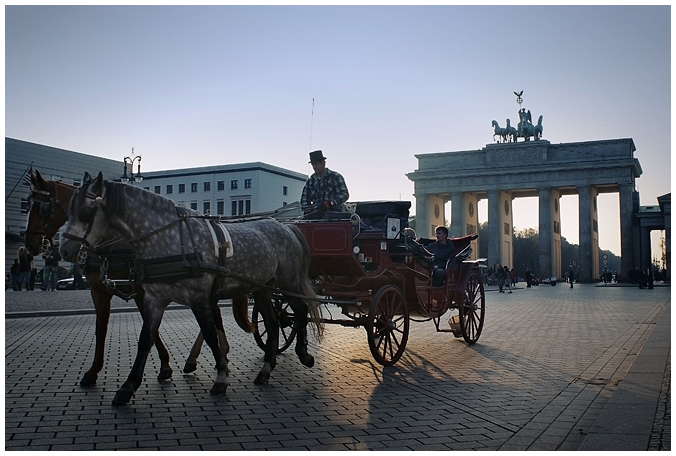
[407,138,642,282]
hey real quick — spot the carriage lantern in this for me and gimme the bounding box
[121,148,143,184]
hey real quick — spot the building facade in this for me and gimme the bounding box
[137,163,306,218]
[406,138,667,282]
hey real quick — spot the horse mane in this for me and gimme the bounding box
[101,180,127,221]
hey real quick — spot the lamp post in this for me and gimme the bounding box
[121,148,143,184]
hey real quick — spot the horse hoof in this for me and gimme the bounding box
[301,355,315,368]
[253,372,270,385]
[209,382,228,395]
[112,389,134,406]
[80,372,98,387]
[157,367,173,382]
[183,362,197,374]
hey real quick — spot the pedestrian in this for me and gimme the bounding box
[17,247,33,291]
[42,243,61,291]
[10,259,20,291]
[504,266,512,293]
[510,267,517,287]
[496,264,506,292]
[568,267,574,288]
[29,260,37,291]
[525,268,532,288]
[300,150,350,219]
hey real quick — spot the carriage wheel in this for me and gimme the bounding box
[367,285,409,366]
[459,269,485,344]
[252,295,297,353]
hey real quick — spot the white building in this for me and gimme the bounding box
[138,163,306,217]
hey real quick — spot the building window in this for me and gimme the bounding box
[20,198,29,214]
[73,179,81,187]
[244,179,252,189]
[190,202,197,210]
[166,185,173,194]
[231,180,238,190]
[154,186,161,194]
[143,187,150,191]
[203,201,211,214]
[191,183,198,192]
[204,182,211,192]
[231,197,251,216]
[217,181,225,191]
[283,186,288,196]
[178,183,185,193]
[217,200,224,215]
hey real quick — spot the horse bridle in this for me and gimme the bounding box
[25,187,69,253]
[60,188,107,265]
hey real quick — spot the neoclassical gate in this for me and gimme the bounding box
[407,139,642,282]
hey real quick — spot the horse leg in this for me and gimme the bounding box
[252,289,278,385]
[112,300,167,406]
[183,331,204,373]
[80,287,111,386]
[189,300,229,395]
[184,298,229,374]
[289,298,315,368]
[133,291,173,382]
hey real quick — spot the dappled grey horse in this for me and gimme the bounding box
[60,172,323,405]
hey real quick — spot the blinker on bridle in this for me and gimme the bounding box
[61,190,105,262]
[25,188,68,252]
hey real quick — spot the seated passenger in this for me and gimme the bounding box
[426,226,455,286]
[301,150,350,220]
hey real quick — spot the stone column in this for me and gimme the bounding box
[450,193,464,238]
[640,227,652,271]
[487,190,501,268]
[619,184,635,276]
[414,194,430,239]
[578,186,599,282]
[538,188,553,277]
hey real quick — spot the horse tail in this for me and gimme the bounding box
[289,223,324,342]
[232,295,255,333]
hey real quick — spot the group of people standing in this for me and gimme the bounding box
[8,244,61,291]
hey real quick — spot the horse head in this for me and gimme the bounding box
[24,170,76,256]
[59,171,114,263]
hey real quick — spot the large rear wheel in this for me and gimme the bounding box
[459,269,485,344]
[367,285,409,366]
[252,295,297,353]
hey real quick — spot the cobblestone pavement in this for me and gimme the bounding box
[5,284,670,450]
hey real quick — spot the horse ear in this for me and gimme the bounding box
[82,172,92,185]
[34,169,46,187]
[90,171,105,197]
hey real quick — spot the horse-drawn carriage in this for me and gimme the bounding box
[26,171,485,404]
[256,201,486,366]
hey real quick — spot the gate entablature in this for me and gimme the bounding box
[408,139,641,198]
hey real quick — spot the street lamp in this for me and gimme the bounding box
[121,148,143,184]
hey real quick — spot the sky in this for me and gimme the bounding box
[5,5,671,257]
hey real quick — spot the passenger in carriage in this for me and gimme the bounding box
[427,226,456,286]
[301,150,350,220]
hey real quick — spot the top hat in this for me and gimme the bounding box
[309,150,326,163]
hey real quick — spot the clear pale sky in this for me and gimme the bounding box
[5,5,671,257]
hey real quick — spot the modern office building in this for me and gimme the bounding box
[4,138,307,274]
